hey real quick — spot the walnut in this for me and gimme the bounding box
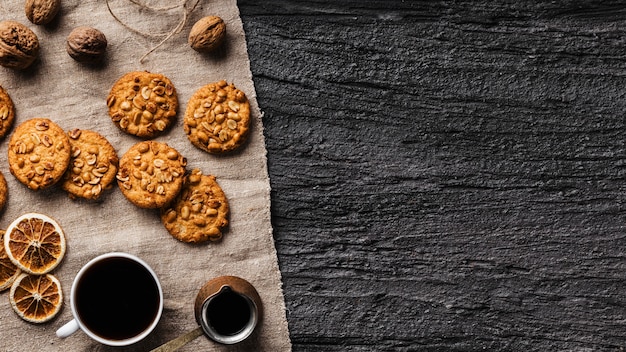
[0,20,39,70]
[188,16,226,53]
[25,0,61,25]
[66,26,107,64]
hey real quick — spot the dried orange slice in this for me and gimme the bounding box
[4,213,66,275]
[9,273,63,323]
[0,230,21,291]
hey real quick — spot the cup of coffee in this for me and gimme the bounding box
[56,252,163,346]
[194,276,262,345]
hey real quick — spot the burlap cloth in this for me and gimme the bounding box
[0,0,291,351]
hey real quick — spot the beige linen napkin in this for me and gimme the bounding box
[0,0,291,351]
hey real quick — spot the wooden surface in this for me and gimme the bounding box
[238,1,626,350]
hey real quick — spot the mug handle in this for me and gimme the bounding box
[56,319,79,338]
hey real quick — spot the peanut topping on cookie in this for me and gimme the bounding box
[107,71,178,138]
[0,171,7,212]
[8,118,70,190]
[0,86,15,140]
[183,80,250,154]
[62,129,119,200]
[117,141,186,208]
[160,169,229,243]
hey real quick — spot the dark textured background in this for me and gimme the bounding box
[238,1,626,350]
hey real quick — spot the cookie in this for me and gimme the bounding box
[160,169,229,243]
[0,171,8,212]
[183,80,250,154]
[8,118,71,191]
[0,86,15,140]
[117,141,186,208]
[107,71,178,138]
[62,129,119,200]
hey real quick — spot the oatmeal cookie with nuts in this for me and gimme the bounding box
[160,169,229,243]
[117,141,186,209]
[62,129,119,200]
[8,118,70,191]
[183,80,250,154]
[107,71,178,138]
[0,86,15,140]
[0,171,8,213]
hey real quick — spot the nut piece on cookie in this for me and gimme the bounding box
[62,129,119,201]
[117,141,186,208]
[183,80,251,154]
[8,118,70,191]
[107,71,178,138]
[160,169,229,243]
[0,86,15,140]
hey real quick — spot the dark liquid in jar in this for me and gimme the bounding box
[75,257,160,341]
[206,288,252,336]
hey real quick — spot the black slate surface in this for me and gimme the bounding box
[238,1,626,351]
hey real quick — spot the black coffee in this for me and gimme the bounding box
[205,288,252,336]
[75,257,160,341]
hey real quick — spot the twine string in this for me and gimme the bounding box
[105,0,201,63]
[126,0,184,12]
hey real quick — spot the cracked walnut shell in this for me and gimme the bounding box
[0,21,39,70]
[188,16,226,53]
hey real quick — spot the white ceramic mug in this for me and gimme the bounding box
[56,252,163,346]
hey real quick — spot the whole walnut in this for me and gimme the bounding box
[25,0,61,25]
[0,20,39,70]
[66,26,107,64]
[188,16,226,53]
